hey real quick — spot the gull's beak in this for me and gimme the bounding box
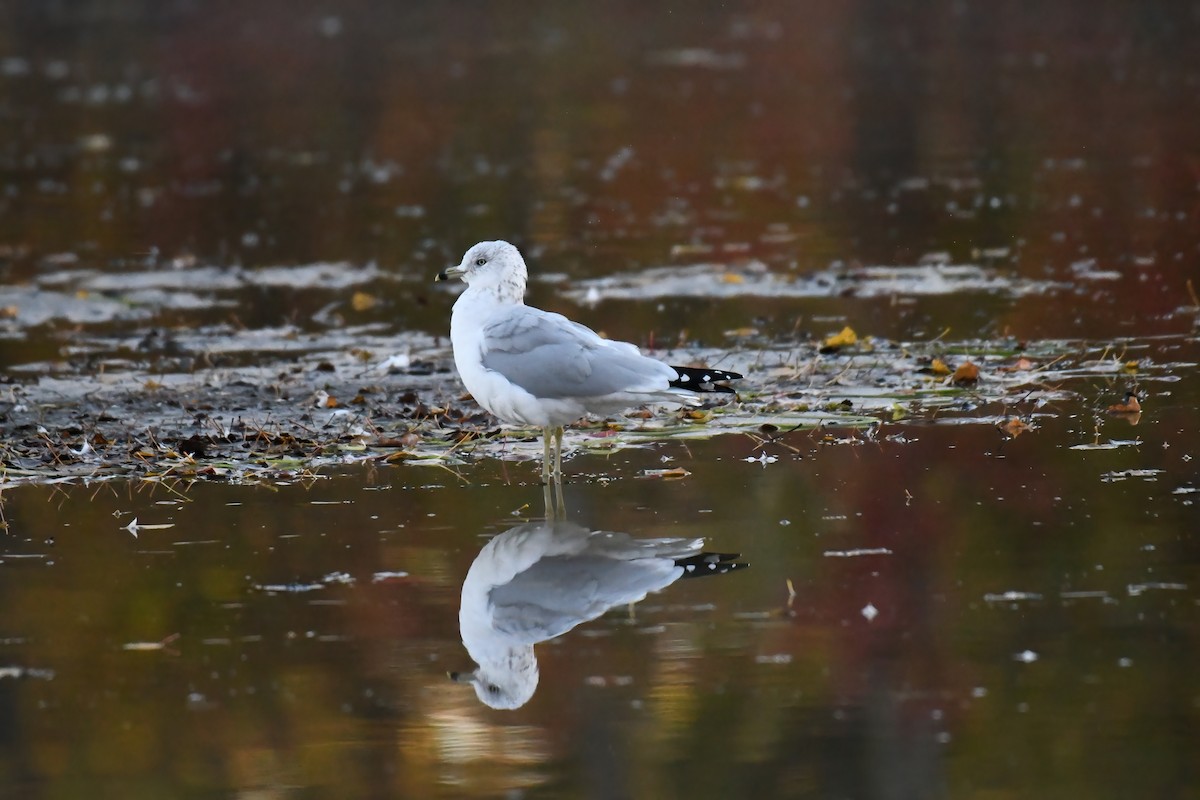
[447,669,476,684]
[436,264,467,282]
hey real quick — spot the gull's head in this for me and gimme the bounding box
[436,240,528,302]
[447,656,539,710]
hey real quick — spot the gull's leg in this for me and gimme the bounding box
[553,427,564,482]
[541,427,552,486]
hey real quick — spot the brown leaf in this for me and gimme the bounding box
[951,361,980,384]
[637,467,691,480]
[1107,392,1142,414]
[999,417,1031,438]
[999,357,1035,372]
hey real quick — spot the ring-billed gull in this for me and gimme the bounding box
[448,518,746,709]
[436,241,741,484]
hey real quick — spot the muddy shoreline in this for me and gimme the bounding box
[1,320,1178,487]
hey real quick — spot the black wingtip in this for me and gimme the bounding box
[669,366,742,393]
[675,551,749,577]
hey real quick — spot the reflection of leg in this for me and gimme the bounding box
[543,481,555,520]
[541,427,552,486]
[553,473,566,518]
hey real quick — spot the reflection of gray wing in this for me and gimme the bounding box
[480,307,674,400]
[489,555,679,644]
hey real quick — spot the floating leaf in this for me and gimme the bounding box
[999,417,1031,438]
[929,358,951,376]
[638,467,691,480]
[1106,392,1142,414]
[351,291,378,311]
[951,361,980,384]
[824,326,858,348]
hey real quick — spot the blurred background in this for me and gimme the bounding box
[1,3,1198,799]
[1,0,1198,347]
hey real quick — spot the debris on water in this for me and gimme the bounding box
[1099,469,1164,482]
[823,548,893,558]
[754,653,793,664]
[1069,439,1142,451]
[1127,582,1188,596]
[861,603,879,621]
[371,571,410,583]
[122,633,181,652]
[0,666,56,680]
[1014,650,1039,663]
[562,261,1056,303]
[984,591,1044,603]
[122,518,175,538]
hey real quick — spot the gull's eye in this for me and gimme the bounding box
[475,257,487,266]
[487,684,499,694]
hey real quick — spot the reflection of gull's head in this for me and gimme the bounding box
[449,651,539,710]
[453,518,745,710]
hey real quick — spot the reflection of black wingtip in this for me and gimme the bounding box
[675,551,748,577]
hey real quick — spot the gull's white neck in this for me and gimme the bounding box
[449,274,526,368]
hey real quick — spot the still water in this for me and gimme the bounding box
[1,1,1199,798]
[2,407,1198,798]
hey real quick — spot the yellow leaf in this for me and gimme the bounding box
[351,291,378,311]
[721,273,745,284]
[929,358,951,375]
[824,326,857,348]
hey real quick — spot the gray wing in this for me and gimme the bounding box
[489,555,680,643]
[480,306,674,400]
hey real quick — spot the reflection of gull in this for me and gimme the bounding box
[450,519,745,710]
[435,241,740,486]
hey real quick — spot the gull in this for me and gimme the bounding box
[436,241,741,486]
[448,518,745,709]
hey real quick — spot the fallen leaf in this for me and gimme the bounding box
[951,361,980,384]
[824,326,858,348]
[999,357,1035,372]
[637,467,691,480]
[999,417,1031,438]
[721,272,745,284]
[1107,392,1142,414]
[929,358,952,376]
[351,291,378,311]
[314,391,339,408]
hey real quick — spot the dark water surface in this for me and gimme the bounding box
[1,407,1198,798]
[2,1,1200,798]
